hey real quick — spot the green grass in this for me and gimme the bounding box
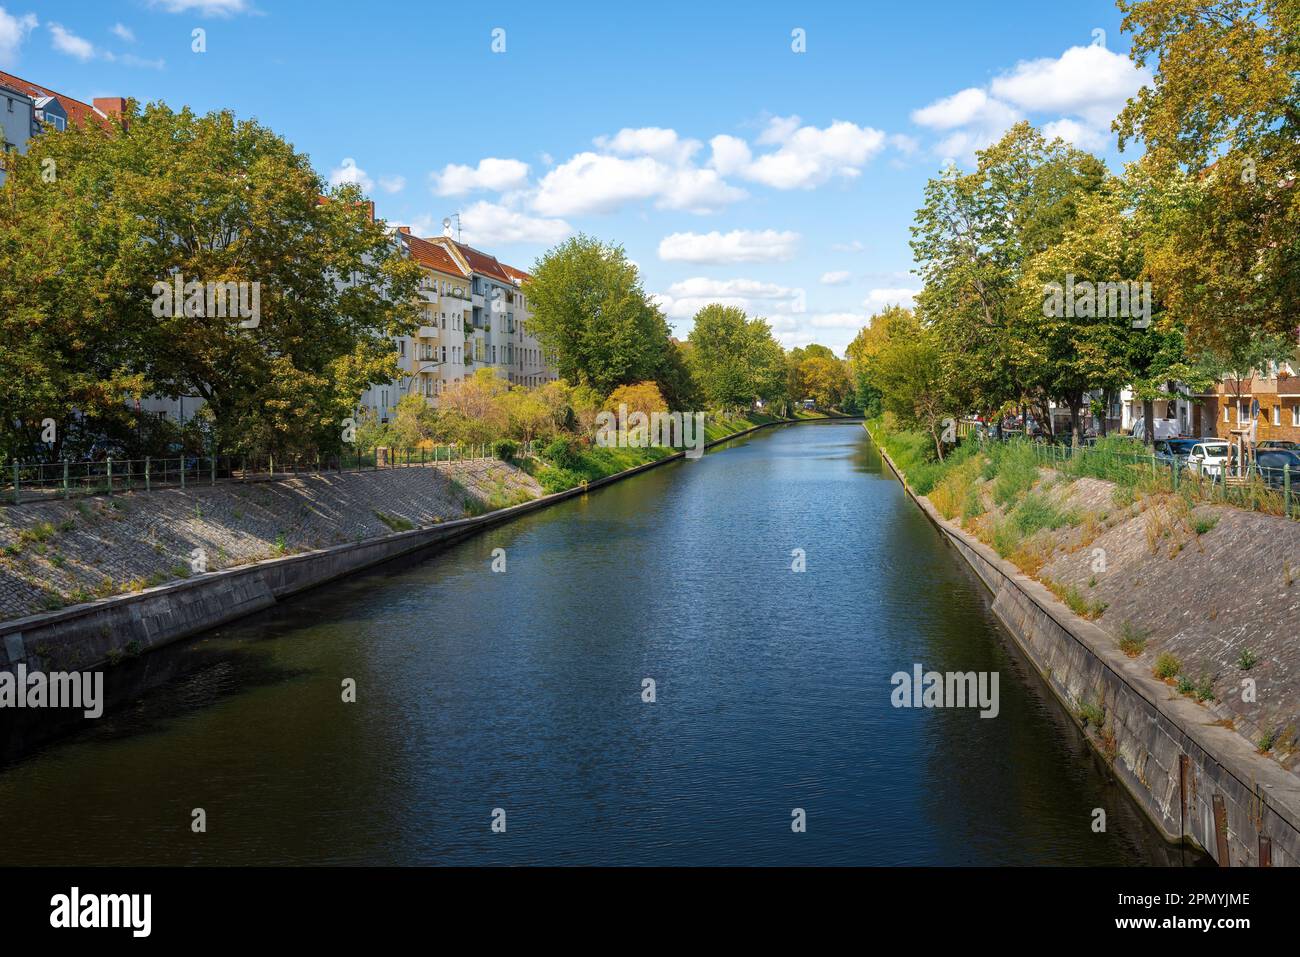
[1117,621,1149,657]
[374,510,414,532]
[1154,652,1180,680]
[1193,515,1219,535]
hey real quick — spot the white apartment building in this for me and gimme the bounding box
[358,223,558,422]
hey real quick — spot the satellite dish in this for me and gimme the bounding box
[442,217,452,229]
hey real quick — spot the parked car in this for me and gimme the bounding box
[1153,438,1200,468]
[1255,448,1300,488]
[1186,440,1232,477]
[1257,439,1299,452]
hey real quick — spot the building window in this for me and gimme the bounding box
[1223,406,1229,423]
[1293,405,1300,428]
[1273,405,1281,426]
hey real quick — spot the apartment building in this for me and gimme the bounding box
[0,71,123,183]
[1192,361,1300,445]
[358,223,557,421]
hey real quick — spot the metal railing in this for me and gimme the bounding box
[957,422,1297,520]
[2,441,539,506]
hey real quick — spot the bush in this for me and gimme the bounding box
[538,467,586,494]
[1153,652,1180,680]
[543,436,584,470]
[491,439,518,462]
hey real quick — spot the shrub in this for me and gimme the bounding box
[491,439,519,462]
[1238,648,1258,671]
[543,436,585,471]
[1117,622,1149,658]
[1078,700,1106,727]
[538,467,586,494]
[1153,653,1180,680]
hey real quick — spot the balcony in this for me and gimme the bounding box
[417,325,440,339]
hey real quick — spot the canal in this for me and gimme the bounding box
[0,420,1192,865]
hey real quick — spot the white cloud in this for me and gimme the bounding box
[832,240,865,253]
[1042,117,1108,152]
[990,44,1151,126]
[111,23,135,42]
[658,229,800,264]
[0,8,37,66]
[708,134,752,176]
[328,158,373,193]
[807,312,868,329]
[534,152,744,216]
[594,126,700,164]
[432,158,531,196]
[49,22,94,61]
[459,200,571,246]
[757,115,803,145]
[912,44,1152,161]
[741,119,887,189]
[377,175,406,194]
[146,0,251,15]
[863,288,920,310]
[820,271,851,286]
[652,277,805,321]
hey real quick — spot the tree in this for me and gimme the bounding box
[687,305,787,411]
[911,123,1107,421]
[603,381,669,418]
[1116,0,1300,352]
[872,314,957,459]
[523,235,672,395]
[0,101,421,461]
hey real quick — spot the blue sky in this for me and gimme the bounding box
[3,0,1151,354]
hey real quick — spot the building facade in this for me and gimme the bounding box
[357,224,558,422]
[1192,362,1300,446]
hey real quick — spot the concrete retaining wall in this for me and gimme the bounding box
[873,432,1300,866]
[0,417,842,675]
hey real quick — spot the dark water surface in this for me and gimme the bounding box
[0,421,1194,865]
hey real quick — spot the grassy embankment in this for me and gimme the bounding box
[866,418,1209,620]
[529,410,826,494]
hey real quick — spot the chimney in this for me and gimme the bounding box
[94,97,127,120]
[397,225,411,235]
[365,200,375,223]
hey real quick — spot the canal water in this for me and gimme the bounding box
[0,421,1193,865]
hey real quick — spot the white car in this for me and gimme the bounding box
[1185,441,1231,477]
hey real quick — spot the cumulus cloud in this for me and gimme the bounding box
[722,116,888,189]
[49,22,94,60]
[111,23,135,42]
[594,126,700,164]
[658,229,800,264]
[911,44,1151,160]
[534,151,744,216]
[863,288,920,310]
[328,158,374,193]
[652,277,805,321]
[432,158,531,196]
[377,175,406,194]
[458,200,572,246]
[820,271,851,286]
[0,8,38,66]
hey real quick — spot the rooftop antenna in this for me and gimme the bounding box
[442,213,461,242]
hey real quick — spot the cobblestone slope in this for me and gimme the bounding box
[0,459,541,620]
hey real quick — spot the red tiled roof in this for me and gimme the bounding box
[500,263,531,283]
[441,239,515,284]
[0,71,112,129]
[405,234,468,277]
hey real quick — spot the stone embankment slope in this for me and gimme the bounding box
[0,459,539,621]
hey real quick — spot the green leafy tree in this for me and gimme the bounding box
[523,235,672,395]
[0,101,421,461]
